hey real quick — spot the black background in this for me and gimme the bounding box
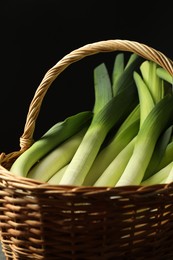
[1,0,172,154]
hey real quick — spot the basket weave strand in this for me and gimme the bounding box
[0,39,173,259]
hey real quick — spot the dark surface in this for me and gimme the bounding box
[0,1,172,154]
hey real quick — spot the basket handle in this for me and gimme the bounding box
[20,39,173,151]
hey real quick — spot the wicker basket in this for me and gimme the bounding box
[0,39,173,260]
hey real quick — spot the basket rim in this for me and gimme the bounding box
[1,163,173,195]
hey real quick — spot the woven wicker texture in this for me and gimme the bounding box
[0,39,173,259]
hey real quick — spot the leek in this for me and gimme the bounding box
[143,125,173,180]
[164,163,173,183]
[93,63,112,114]
[139,61,164,104]
[94,137,136,187]
[112,53,143,96]
[115,95,173,187]
[47,165,68,185]
[10,111,92,177]
[27,127,87,182]
[59,85,138,186]
[155,140,173,172]
[141,162,173,186]
[133,71,155,127]
[83,119,139,186]
[156,67,173,85]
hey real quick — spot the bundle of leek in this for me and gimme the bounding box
[10,52,173,187]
